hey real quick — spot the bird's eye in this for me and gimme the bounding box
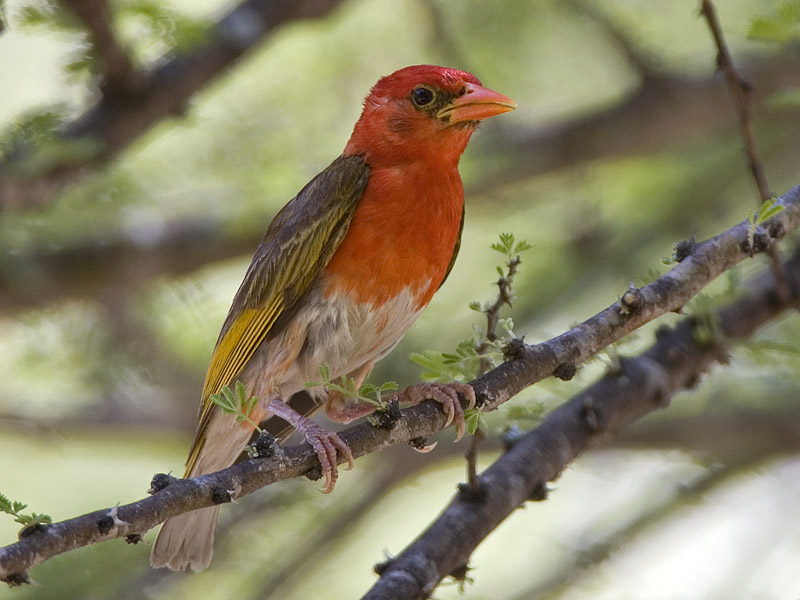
[411,86,435,107]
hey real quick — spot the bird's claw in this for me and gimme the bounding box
[401,382,476,442]
[297,421,354,493]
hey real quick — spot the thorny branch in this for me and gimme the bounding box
[466,253,521,490]
[363,245,800,600]
[1,185,798,587]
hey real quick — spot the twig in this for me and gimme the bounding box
[362,245,800,600]
[467,254,521,489]
[1,185,799,585]
[58,0,145,96]
[699,0,790,302]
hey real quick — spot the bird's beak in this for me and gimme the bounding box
[437,82,516,123]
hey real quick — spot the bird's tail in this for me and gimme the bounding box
[150,410,255,571]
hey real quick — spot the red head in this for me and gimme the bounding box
[344,65,515,168]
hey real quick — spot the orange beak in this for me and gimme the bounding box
[437,82,516,124]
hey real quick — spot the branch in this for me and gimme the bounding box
[58,0,144,96]
[362,238,800,600]
[0,184,799,585]
[699,0,790,304]
[0,0,344,208]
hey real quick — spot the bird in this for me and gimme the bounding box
[150,64,515,571]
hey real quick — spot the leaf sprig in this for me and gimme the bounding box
[305,363,398,408]
[748,197,784,251]
[0,493,52,531]
[209,381,262,432]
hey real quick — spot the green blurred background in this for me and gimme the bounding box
[1,0,800,598]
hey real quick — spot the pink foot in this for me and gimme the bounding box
[399,382,476,441]
[268,398,354,493]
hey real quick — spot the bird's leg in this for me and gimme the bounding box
[394,382,476,441]
[267,398,354,493]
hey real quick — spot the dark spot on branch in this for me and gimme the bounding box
[125,533,144,544]
[619,285,645,315]
[409,437,434,451]
[752,229,771,254]
[368,399,402,429]
[528,482,549,502]
[97,515,115,535]
[457,477,487,503]
[554,363,577,381]
[655,324,672,339]
[249,430,278,458]
[502,336,527,361]
[374,556,395,575]
[449,563,471,582]
[674,237,695,262]
[2,572,32,587]
[18,522,49,538]
[768,219,786,239]
[149,472,177,494]
[304,464,323,482]
[211,487,232,504]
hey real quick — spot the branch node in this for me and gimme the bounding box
[148,472,177,494]
[619,284,645,315]
[368,399,402,429]
[457,477,488,503]
[249,430,279,458]
[554,363,577,381]
[124,533,144,545]
[580,397,602,434]
[502,336,527,361]
[674,237,696,262]
[211,486,233,505]
[409,437,438,453]
[528,481,549,502]
[373,554,395,575]
[448,562,471,582]
[18,522,49,538]
[96,515,115,535]
[2,572,32,587]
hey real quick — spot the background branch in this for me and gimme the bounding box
[1,184,798,586]
[0,0,344,208]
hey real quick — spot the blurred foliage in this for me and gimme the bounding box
[1,0,800,598]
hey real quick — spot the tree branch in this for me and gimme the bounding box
[362,237,800,600]
[699,0,789,304]
[0,184,798,585]
[58,0,145,96]
[0,0,344,208]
